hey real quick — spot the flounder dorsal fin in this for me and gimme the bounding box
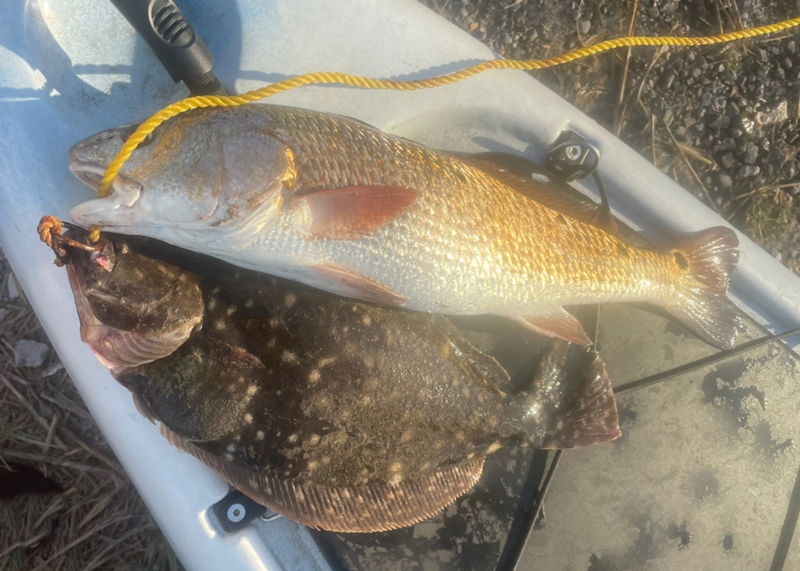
[160,424,485,533]
[461,152,620,238]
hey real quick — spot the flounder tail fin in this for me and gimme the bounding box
[529,340,621,449]
[664,227,742,350]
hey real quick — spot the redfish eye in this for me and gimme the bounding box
[120,125,154,147]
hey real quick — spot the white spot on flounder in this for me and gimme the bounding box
[281,350,298,364]
[308,369,321,384]
[244,413,253,424]
[284,293,297,308]
[256,431,265,440]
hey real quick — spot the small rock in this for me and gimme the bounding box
[0,308,7,322]
[38,400,55,419]
[42,361,64,378]
[787,40,796,55]
[13,339,50,368]
[701,92,713,107]
[577,18,591,35]
[717,173,733,190]
[738,165,761,178]
[718,137,735,152]
[744,142,759,164]
[659,70,676,90]
[740,116,755,134]
[710,115,730,129]
[721,152,736,169]
[7,278,19,300]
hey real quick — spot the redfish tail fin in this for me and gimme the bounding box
[665,227,742,350]
[531,340,621,449]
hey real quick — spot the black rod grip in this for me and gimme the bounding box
[110,0,226,95]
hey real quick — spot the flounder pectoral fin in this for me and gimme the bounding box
[310,264,409,307]
[531,340,621,449]
[516,309,592,345]
[300,185,418,239]
[160,424,484,533]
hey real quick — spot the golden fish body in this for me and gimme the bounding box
[70,105,740,348]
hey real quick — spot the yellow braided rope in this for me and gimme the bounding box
[88,15,800,241]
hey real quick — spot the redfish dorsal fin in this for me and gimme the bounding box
[529,340,621,449]
[661,226,742,350]
[160,425,484,533]
[462,152,620,238]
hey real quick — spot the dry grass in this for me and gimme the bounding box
[0,247,183,571]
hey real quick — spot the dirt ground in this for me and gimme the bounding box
[2,1,800,569]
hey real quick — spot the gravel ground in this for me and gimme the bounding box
[2,1,800,568]
[422,0,800,274]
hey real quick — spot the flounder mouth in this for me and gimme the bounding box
[69,160,143,226]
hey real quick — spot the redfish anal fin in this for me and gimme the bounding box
[301,185,417,239]
[310,264,409,307]
[160,424,484,533]
[530,340,621,449]
[662,226,742,350]
[517,309,592,345]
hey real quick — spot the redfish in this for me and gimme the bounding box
[69,105,741,348]
[50,228,620,533]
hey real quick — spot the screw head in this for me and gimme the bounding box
[565,145,582,161]
[227,503,246,523]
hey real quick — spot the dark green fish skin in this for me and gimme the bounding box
[61,232,620,532]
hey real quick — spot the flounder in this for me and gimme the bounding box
[54,228,620,533]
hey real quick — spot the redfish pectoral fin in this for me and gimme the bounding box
[310,264,409,306]
[301,185,418,239]
[516,309,592,345]
[531,341,621,449]
[160,424,485,533]
[661,227,742,350]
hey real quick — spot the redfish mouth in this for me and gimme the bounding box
[69,160,108,191]
[69,160,143,227]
